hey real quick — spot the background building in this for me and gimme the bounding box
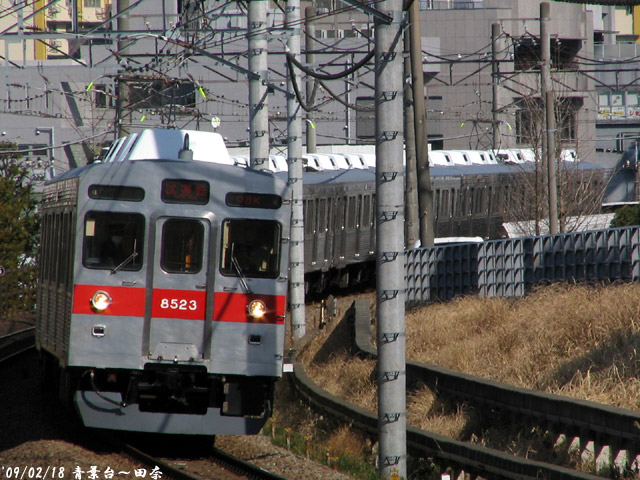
[0,0,635,172]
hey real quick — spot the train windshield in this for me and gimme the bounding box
[161,219,204,273]
[83,212,144,271]
[220,219,281,279]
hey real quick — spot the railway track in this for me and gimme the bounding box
[291,299,640,479]
[0,329,291,480]
[117,441,290,480]
[0,328,35,361]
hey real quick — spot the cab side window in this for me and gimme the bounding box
[82,212,144,271]
[220,219,281,278]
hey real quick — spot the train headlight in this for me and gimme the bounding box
[91,290,112,312]
[247,300,267,319]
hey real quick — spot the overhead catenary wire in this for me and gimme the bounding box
[4,0,635,154]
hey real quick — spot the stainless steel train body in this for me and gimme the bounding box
[36,158,291,435]
[299,161,607,293]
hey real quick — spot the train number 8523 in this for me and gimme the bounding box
[159,298,198,311]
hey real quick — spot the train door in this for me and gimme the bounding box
[147,216,213,363]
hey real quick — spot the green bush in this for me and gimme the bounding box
[610,204,640,228]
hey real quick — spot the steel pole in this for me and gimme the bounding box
[116,0,130,137]
[375,0,406,477]
[286,0,305,340]
[541,2,559,234]
[249,0,269,171]
[403,31,419,249]
[410,0,434,248]
[491,22,500,150]
[305,7,317,153]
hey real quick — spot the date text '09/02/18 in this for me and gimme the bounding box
[0,466,163,480]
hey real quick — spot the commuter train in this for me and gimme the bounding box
[95,128,609,296]
[36,135,291,436]
[36,128,608,436]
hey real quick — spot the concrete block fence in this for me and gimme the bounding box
[405,225,640,306]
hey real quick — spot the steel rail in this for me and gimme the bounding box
[291,355,601,480]
[0,327,35,363]
[121,442,290,480]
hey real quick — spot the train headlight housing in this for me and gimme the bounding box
[247,300,267,319]
[91,290,112,312]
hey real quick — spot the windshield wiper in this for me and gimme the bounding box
[230,244,252,294]
[111,240,139,275]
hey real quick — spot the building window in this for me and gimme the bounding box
[125,78,197,111]
[599,91,640,120]
[515,96,580,144]
[93,84,113,108]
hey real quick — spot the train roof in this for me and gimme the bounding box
[100,128,232,164]
[47,157,290,198]
[298,167,376,185]
[273,160,607,186]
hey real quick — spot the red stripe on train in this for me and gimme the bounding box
[72,284,285,324]
[72,284,146,316]
[213,292,286,324]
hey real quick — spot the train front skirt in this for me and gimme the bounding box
[75,390,269,435]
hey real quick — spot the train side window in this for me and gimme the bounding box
[305,200,315,235]
[469,188,476,214]
[314,198,320,234]
[318,198,327,233]
[440,190,449,217]
[220,219,281,279]
[347,196,356,229]
[371,194,376,225]
[161,219,204,273]
[82,212,144,271]
[41,214,52,281]
[449,188,456,217]
[362,196,371,228]
[59,212,71,285]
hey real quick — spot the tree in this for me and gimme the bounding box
[0,141,40,328]
[501,93,605,237]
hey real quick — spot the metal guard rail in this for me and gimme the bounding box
[291,355,602,479]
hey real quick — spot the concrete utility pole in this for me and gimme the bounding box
[491,22,501,150]
[286,0,305,340]
[403,32,420,249]
[305,7,317,153]
[409,0,434,248]
[248,0,269,171]
[375,0,406,477]
[540,2,559,234]
[116,0,131,137]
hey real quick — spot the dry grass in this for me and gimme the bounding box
[297,283,640,453]
[405,282,640,410]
